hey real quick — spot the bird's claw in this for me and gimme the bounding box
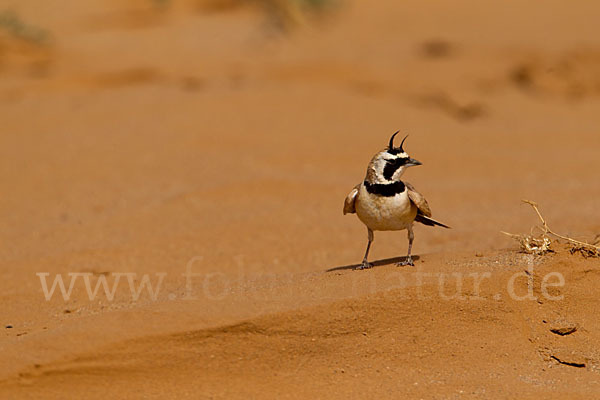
[396,257,414,267]
[355,261,373,270]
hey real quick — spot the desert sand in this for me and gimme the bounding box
[1,0,600,398]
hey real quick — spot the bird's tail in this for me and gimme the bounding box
[415,214,451,229]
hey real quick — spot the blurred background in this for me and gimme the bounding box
[1,0,599,280]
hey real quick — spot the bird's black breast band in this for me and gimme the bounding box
[364,180,406,197]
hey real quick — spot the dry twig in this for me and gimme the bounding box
[502,199,600,257]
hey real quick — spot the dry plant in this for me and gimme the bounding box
[502,200,600,257]
[199,0,340,30]
[0,10,51,45]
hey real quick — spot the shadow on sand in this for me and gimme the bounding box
[326,255,420,272]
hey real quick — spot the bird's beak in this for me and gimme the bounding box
[406,158,422,167]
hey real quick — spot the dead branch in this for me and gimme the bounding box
[502,199,600,257]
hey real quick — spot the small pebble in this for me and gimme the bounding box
[5,325,13,329]
[550,326,578,336]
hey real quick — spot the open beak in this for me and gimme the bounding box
[406,158,422,167]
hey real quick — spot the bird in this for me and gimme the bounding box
[343,131,450,270]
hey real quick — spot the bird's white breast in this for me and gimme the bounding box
[355,184,417,231]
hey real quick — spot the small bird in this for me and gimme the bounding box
[343,131,450,269]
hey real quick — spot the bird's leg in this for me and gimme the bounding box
[356,228,374,270]
[397,225,415,266]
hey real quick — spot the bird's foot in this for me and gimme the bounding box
[396,257,414,267]
[355,261,373,270]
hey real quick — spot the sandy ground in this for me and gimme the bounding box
[1,0,600,398]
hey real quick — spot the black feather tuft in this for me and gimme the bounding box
[398,134,409,153]
[388,131,400,150]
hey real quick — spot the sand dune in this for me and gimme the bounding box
[4,250,600,398]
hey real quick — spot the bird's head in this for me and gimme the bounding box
[367,131,422,182]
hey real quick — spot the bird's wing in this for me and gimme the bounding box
[343,183,361,215]
[404,181,432,217]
